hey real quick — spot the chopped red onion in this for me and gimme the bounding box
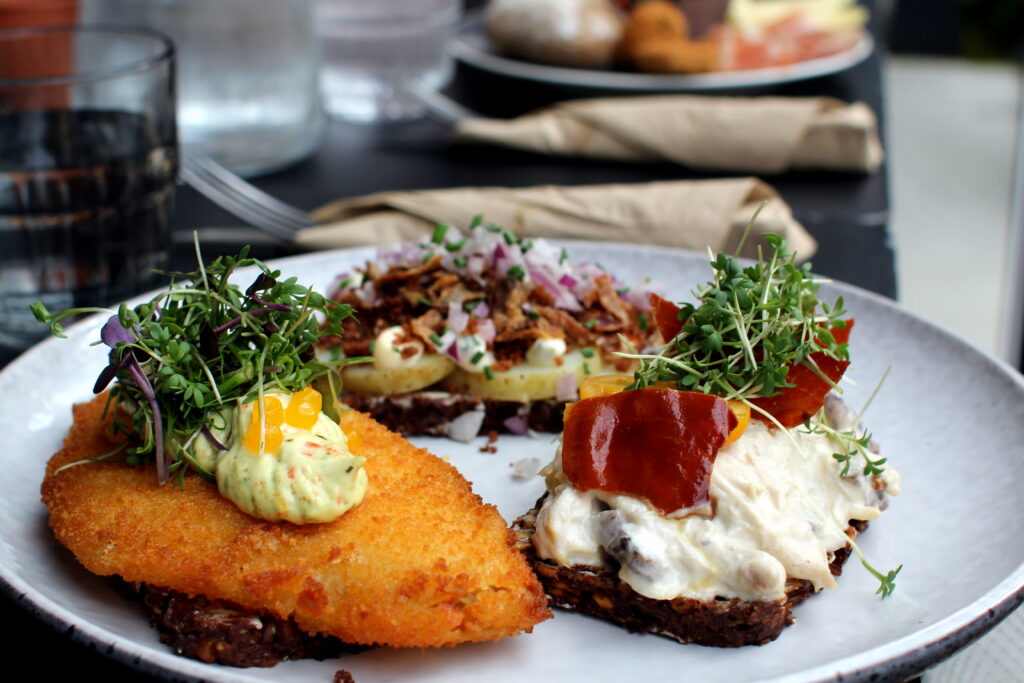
[476,319,496,343]
[558,274,577,288]
[493,243,506,266]
[473,302,490,318]
[510,457,542,480]
[503,416,529,435]
[448,300,469,334]
[447,409,485,442]
[528,267,560,295]
[556,373,578,402]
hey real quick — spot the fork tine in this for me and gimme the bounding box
[180,162,302,242]
[180,154,312,241]
[182,156,311,233]
[189,155,313,228]
[183,162,308,234]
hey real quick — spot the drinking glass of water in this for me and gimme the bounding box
[0,25,177,360]
[84,0,324,177]
[315,0,462,122]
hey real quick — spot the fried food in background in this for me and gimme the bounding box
[42,396,550,650]
[486,0,625,69]
[486,0,867,75]
[616,0,720,74]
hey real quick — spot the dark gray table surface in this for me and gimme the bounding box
[3,8,903,679]
[173,53,897,299]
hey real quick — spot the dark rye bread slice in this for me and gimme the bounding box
[342,392,565,436]
[121,581,367,667]
[513,497,865,648]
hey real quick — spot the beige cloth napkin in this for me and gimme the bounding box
[299,178,817,260]
[452,96,883,174]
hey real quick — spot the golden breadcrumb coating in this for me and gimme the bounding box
[42,396,550,647]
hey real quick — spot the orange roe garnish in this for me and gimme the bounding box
[244,395,285,454]
[286,385,322,430]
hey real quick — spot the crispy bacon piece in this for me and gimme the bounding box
[410,309,444,343]
[649,293,684,342]
[326,252,657,369]
[593,274,633,328]
[749,320,854,428]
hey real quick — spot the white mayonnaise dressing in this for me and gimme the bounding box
[372,326,425,370]
[526,337,567,367]
[533,416,898,602]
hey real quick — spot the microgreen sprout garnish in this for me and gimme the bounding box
[33,240,362,486]
[612,228,901,598]
[623,233,847,400]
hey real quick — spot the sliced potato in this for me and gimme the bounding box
[342,354,455,395]
[450,349,603,402]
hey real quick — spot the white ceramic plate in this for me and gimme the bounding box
[451,16,874,92]
[2,242,1022,683]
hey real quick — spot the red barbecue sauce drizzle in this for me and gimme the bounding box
[750,320,854,428]
[562,389,737,515]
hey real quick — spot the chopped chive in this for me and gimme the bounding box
[583,362,591,375]
[368,340,376,354]
[339,278,351,289]
[581,348,595,358]
[596,262,606,271]
[584,320,597,329]
[471,351,485,364]
[445,239,467,252]
[616,287,631,296]
[559,248,568,264]
[525,309,540,319]
[421,253,432,264]
[483,366,494,380]
[416,296,432,307]
[428,333,443,346]
[431,223,449,244]
[502,231,516,245]
[453,256,468,268]
[522,240,533,253]
[486,224,502,233]
[637,312,648,332]
[464,299,483,312]
[469,214,484,230]
[506,265,525,281]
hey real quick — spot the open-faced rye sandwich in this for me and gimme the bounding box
[515,234,902,646]
[322,218,659,440]
[36,246,549,668]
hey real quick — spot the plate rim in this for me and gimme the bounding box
[2,240,1023,683]
[450,12,875,92]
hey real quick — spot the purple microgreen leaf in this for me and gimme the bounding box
[199,325,219,359]
[126,358,167,485]
[201,425,228,451]
[100,315,134,348]
[245,273,292,312]
[245,272,276,298]
[93,355,131,395]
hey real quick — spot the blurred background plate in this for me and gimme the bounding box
[451,13,874,93]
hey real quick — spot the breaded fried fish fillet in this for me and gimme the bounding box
[42,396,550,648]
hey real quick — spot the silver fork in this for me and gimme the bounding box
[180,153,313,242]
[179,90,479,243]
